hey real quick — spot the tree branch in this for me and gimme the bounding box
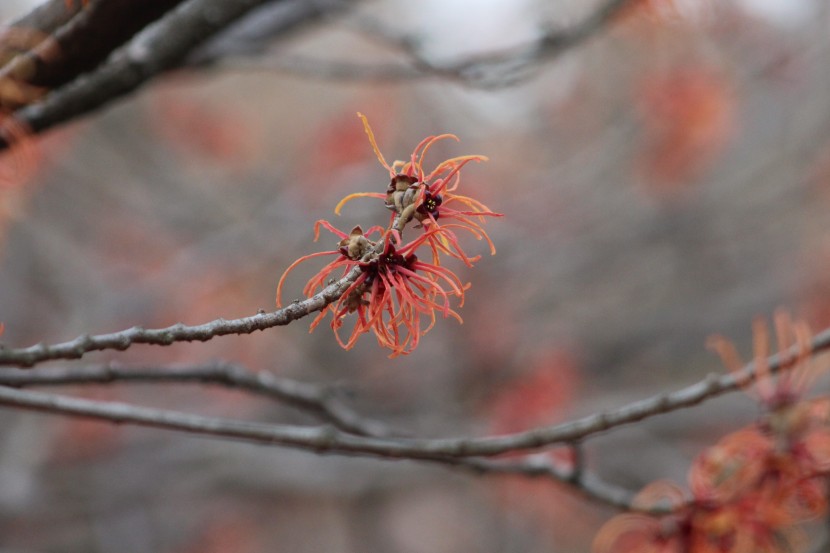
[5,0,186,91]
[242,0,637,88]
[0,265,363,367]
[3,0,350,148]
[0,203,414,368]
[5,0,82,37]
[187,0,353,66]
[0,361,398,438]
[462,455,640,512]
[2,325,828,458]
[0,383,642,510]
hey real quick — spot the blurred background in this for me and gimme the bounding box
[1,0,829,551]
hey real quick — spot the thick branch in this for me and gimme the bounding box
[6,0,186,90]
[4,0,295,144]
[5,0,82,36]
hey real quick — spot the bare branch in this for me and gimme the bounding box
[5,0,82,37]
[0,361,397,438]
[3,0,351,148]
[187,0,353,65]
[0,383,640,510]
[247,0,637,88]
[0,208,419,368]
[462,455,640,512]
[3,0,185,91]
[0,264,363,367]
[2,325,829,459]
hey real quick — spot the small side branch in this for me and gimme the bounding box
[462,455,640,512]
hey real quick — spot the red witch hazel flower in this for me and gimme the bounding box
[595,312,830,553]
[336,113,503,266]
[276,116,498,357]
[277,222,467,358]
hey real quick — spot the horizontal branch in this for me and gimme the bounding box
[3,325,829,459]
[0,361,397,437]
[0,383,640,510]
[0,206,414,368]
[0,265,362,367]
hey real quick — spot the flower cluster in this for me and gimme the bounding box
[336,113,501,266]
[595,312,830,553]
[276,114,500,357]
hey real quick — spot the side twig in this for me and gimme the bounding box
[452,454,640,512]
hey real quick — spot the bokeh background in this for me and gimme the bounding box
[1,0,830,551]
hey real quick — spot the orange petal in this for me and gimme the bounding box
[357,112,392,174]
[334,192,386,215]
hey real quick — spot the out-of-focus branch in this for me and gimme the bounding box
[3,325,829,458]
[9,0,270,135]
[187,0,353,65]
[4,0,186,91]
[244,0,637,88]
[6,0,82,37]
[0,361,397,438]
[1,0,353,150]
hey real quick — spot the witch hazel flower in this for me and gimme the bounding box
[345,229,466,357]
[276,114,499,356]
[595,312,830,553]
[276,222,466,358]
[336,113,502,266]
[276,114,500,356]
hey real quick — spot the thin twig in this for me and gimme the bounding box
[0,191,411,368]
[0,266,362,367]
[0,362,639,509]
[248,0,637,88]
[449,455,640,512]
[0,361,397,438]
